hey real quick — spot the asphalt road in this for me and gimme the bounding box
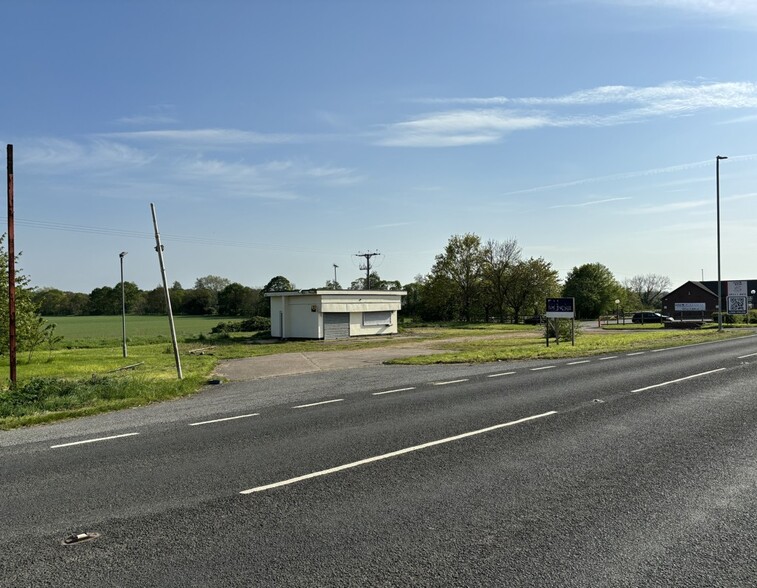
[3,335,757,586]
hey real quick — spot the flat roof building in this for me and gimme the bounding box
[265,290,406,340]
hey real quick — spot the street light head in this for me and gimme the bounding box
[119,251,128,258]
[717,155,728,160]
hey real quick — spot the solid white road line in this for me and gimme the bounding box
[737,352,757,359]
[432,379,469,386]
[189,413,259,426]
[487,372,516,378]
[240,411,558,494]
[51,432,140,449]
[292,399,344,409]
[567,360,590,365]
[530,366,555,371]
[631,368,726,394]
[373,387,416,396]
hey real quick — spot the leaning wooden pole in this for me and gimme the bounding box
[150,203,183,380]
[7,145,16,385]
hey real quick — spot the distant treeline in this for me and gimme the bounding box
[32,273,403,317]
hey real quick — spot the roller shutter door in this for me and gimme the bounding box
[323,313,350,340]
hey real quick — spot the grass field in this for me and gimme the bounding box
[45,315,233,345]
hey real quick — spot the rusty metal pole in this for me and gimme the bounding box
[7,145,16,385]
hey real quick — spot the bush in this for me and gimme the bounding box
[712,312,736,324]
[240,316,271,331]
[211,316,271,334]
[543,318,580,341]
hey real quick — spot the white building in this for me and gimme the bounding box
[266,290,406,340]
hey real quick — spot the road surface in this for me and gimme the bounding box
[3,335,757,586]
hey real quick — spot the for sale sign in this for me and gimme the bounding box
[546,297,575,318]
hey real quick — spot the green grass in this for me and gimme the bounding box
[385,327,749,365]
[44,315,235,347]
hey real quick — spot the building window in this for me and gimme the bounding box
[363,311,392,326]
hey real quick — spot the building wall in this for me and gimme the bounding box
[268,291,405,339]
[661,283,717,319]
[349,310,399,336]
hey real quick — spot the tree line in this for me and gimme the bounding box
[30,232,672,322]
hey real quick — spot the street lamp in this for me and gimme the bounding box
[615,299,620,324]
[716,155,727,332]
[751,290,756,326]
[119,251,128,357]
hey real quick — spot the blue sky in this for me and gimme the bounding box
[3,0,757,293]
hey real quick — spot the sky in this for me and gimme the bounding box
[2,0,757,294]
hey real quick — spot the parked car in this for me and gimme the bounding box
[631,311,674,324]
[523,315,544,325]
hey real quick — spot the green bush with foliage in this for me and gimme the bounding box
[211,316,271,334]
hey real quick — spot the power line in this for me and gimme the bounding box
[1,216,339,255]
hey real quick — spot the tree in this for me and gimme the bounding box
[218,283,259,316]
[429,233,484,322]
[259,275,295,316]
[0,235,54,355]
[502,258,560,323]
[323,280,342,290]
[625,274,671,308]
[87,286,119,315]
[481,238,522,322]
[562,262,622,319]
[349,272,400,291]
[193,275,231,315]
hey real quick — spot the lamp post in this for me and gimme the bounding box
[716,155,727,332]
[751,290,756,326]
[119,251,128,357]
[333,263,339,289]
[615,299,620,324]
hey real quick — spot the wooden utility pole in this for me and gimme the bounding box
[355,251,380,290]
[7,145,16,384]
[150,203,182,380]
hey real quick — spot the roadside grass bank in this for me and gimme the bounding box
[385,328,752,365]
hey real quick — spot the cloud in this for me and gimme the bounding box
[630,199,710,214]
[377,110,552,147]
[387,81,757,147]
[17,138,153,172]
[102,128,299,146]
[116,114,179,126]
[601,0,757,17]
[549,197,632,209]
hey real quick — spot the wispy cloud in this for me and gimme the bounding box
[387,81,757,147]
[18,138,153,172]
[549,197,631,209]
[102,128,299,145]
[630,199,710,214]
[116,114,178,126]
[15,136,360,202]
[377,110,552,147]
[601,0,757,17]
[502,153,757,196]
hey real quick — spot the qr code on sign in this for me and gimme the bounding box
[727,296,747,314]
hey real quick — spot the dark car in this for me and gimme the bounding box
[523,315,544,325]
[632,311,674,324]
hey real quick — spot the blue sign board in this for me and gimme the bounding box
[546,297,575,318]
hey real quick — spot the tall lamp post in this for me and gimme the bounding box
[119,251,128,357]
[716,155,727,332]
[615,299,620,324]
